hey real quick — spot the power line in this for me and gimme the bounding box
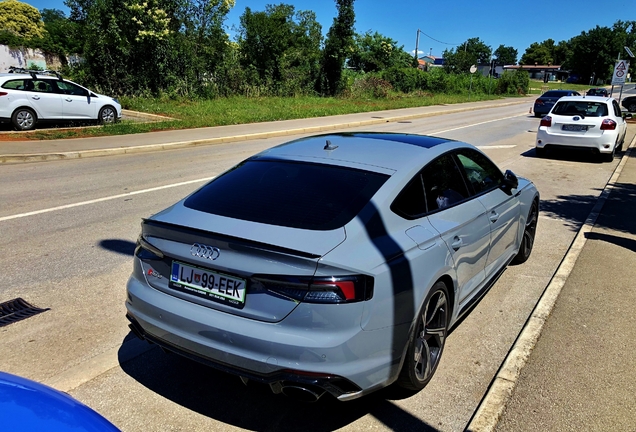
[418,31,463,46]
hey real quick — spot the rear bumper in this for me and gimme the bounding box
[125,275,403,400]
[536,128,619,153]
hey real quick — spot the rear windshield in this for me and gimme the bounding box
[552,101,608,117]
[184,160,389,230]
[543,91,570,97]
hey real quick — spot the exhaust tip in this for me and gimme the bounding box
[281,385,325,402]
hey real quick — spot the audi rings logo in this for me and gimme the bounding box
[190,243,220,260]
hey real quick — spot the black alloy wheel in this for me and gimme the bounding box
[628,102,636,113]
[513,200,538,264]
[398,282,449,391]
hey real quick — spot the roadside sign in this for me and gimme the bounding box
[612,60,629,85]
[469,65,477,74]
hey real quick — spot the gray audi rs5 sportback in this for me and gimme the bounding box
[126,132,539,401]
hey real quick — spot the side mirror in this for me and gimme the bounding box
[502,170,519,192]
[623,112,632,120]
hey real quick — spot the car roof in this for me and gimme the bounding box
[556,95,612,102]
[253,133,471,173]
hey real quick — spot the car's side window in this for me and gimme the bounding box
[391,173,427,219]
[421,154,470,212]
[56,81,89,96]
[32,80,54,93]
[613,101,622,117]
[1,79,27,90]
[454,149,504,195]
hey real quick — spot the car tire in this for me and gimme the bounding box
[98,106,117,125]
[11,108,36,131]
[512,200,538,265]
[397,281,449,391]
[602,145,616,163]
[628,103,636,113]
[535,147,546,158]
[534,112,542,118]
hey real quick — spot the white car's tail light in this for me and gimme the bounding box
[540,116,552,127]
[600,119,617,130]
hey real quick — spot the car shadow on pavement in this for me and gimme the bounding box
[520,147,625,164]
[117,341,440,432]
[99,239,136,256]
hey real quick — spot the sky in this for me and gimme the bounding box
[22,0,633,61]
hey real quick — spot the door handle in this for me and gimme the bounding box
[65,98,72,102]
[32,95,40,100]
[450,236,462,251]
[489,211,499,223]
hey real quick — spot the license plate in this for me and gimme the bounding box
[169,261,246,308]
[562,124,588,131]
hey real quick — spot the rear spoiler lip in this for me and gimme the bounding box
[141,218,322,260]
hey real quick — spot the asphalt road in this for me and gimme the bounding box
[0,104,629,431]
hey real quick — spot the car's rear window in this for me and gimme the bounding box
[543,91,570,97]
[552,101,609,117]
[184,160,389,230]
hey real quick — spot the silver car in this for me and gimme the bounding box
[126,133,539,401]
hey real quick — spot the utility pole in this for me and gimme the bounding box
[414,29,422,62]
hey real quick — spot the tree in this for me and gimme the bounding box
[238,4,322,95]
[320,0,355,95]
[0,0,46,40]
[564,26,620,83]
[348,31,412,73]
[442,37,491,74]
[493,45,517,66]
[40,9,81,56]
[520,39,567,66]
[64,0,236,96]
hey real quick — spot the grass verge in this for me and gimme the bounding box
[25,93,507,140]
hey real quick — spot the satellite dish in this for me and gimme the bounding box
[470,65,477,74]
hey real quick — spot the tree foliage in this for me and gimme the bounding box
[520,39,567,66]
[442,37,491,74]
[493,44,517,66]
[0,0,46,39]
[238,4,322,95]
[320,0,355,95]
[347,31,412,73]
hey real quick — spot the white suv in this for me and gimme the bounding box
[0,68,122,131]
[536,95,627,162]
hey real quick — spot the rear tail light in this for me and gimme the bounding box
[135,234,164,260]
[535,99,544,105]
[0,92,7,97]
[600,119,617,130]
[253,274,374,304]
[540,116,552,127]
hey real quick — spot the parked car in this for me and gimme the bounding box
[586,88,609,97]
[533,90,581,117]
[0,371,120,431]
[0,68,122,131]
[126,132,540,402]
[621,95,636,113]
[536,96,627,161]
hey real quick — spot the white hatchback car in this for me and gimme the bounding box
[536,95,627,162]
[0,68,122,131]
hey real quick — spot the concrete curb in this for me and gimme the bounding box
[466,132,636,432]
[0,99,530,164]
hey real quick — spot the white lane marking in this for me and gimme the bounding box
[1,113,527,223]
[429,113,527,135]
[0,177,214,223]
